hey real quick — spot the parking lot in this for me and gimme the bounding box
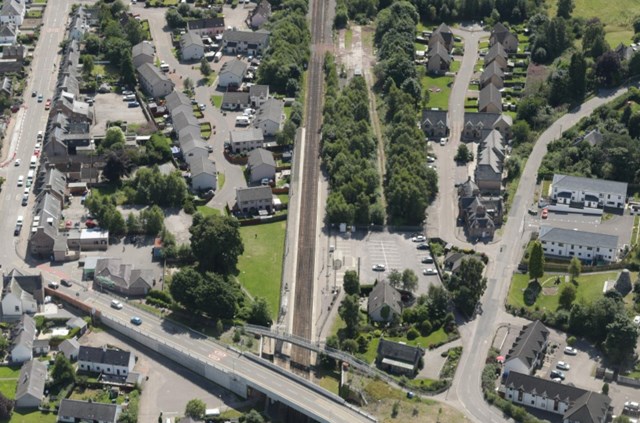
[92,93,147,136]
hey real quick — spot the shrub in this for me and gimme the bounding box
[407,327,420,340]
[419,320,432,336]
[567,336,577,346]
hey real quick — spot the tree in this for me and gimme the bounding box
[169,267,203,310]
[103,148,134,182]
[343,270,360,295]
[529,241,544,282]
[247,297,272,326]
[141,205,165,235]
[568,256,581,281]
[454,144,473,163]
[446,258,487,317]
[339,294,360,337]
[568,52,587,102]
[121,52,137,86]
[200,57,212,76]
[583,18,609,58]
[401,269,418,292]
[126,213,142,234]
[0,391,12,419]
[604,315,639,364]
[84,33,101,55]
[183,77,193,91]
[165,8,186,28]
[558,283,577,310]
[185,399,206,420]
[101,127,126,152]
[243,410,265,423]
[82,55,94,75]
[51,354,75,386]
[596,51,621,87]
[602,382,609,395]
[145,134,172,164]
[512,120,532,145]
[388,269,402,288]
[614,415,632,423]
[556,0,573,18]
[189,213,244,274]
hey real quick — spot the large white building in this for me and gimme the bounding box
[538,226,619,263]
[78,346,135,376]
[551,174,627,210]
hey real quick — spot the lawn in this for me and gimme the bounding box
[211,95,222,109]
[25,10,42,18]
[32,0,47,3]
[276,193,289,205]
[632,216,640,247]
[0,367,21,378]
[420,73,453,110]
[200,122,212,139]
[236,221,286,319]
[284,105,292,120]
[140,20,151,41]
[450,60,461,73]
[345,28,353,50]
[196,205,221,217]
[218,172,225,189]
[508,272,621,311]
[316,368,340,394]
[361,328,450,364]
[0,379,16,399]
[540,179,551,197]
[414,42,427,51]
[2,410,57,423]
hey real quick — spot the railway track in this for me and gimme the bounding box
[290,0,330,367]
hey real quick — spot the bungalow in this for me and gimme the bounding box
[550,174,627,210]
[66,228,109,252]
[58,338,81,361]
[426,40,451,74]
[15,359,47,409]
[190,156,217,192]
[180,31,205,61]
[58,399,122,423]
[249,84,270,107]
[367,281,402,323]
[421,109,448,138]
[480,61,504,89]
[247,0,271,29]
[78,345,135,376]
[218,59,247,88]
[376,338,423,376]
[1,269,43,319]
[222,91,251,110]
[539,225,619,263]
[478,83,502,114]
[484,42,508,69]
[136,63,174,98]
[187,17,225,37]
[131,41,154,69]
[504,372,611,423]
[222,29,270,55]
[503,321,549,376]
[247,148,275,184]
[94,258,154,296]
[235,185,273,213]
[10,315,36,363]
[253,98,284,137]
[230,128,264,153]
[490,22,518,53]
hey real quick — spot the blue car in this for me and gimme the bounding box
[130,316,142,325]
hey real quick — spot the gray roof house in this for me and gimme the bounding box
[539,225,619,263]
[11,314,36,363]
[172,109,200,134]
[136,63,174,98]
[484,42,508,69]
[28,192,66,259]
[479,83,502,113]
[222,91,251,110]
[58,338,81,361]
[247,0,271,29]
[474,129,504,193]
[462,112,512,141]
[579,129,604,146]
[218,59,248,88]
[253,98,284,137]
[551,174,627,210]
[235,185,273,213]
[187,17,225,37]
[132,41,154,69]
[0,23,16,45]
[181,137,209,165]
[503,320,549,375]
[426,40,451,74]
[504,371,611,423]
[0,0,25,27]
[15,359,47,409]
[165,90,191,113]
[247,148,276,184]
[376,338,424,376]
[58,399,122,423]
[230,128,264,153]
[222,29,270,55]
[249,84,270,107]
[190,156,217,192]
[42,167,67,207]
[78,345,135,376]
[178,125,203,146]
[180,31,205,61]
[490,22,518,53]
[367,281,402,323]
[94,258,154,296]
[1,269,43,319]
[421,109,448,138]
[432,22,453,51]
[480,61,504,89]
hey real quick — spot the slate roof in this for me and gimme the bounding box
[222,29,270,45]
[250,0,272,22]
[421,109,448,129]
[78,345,132,367]
[479,83,501,112]
[505,320,549,368]
[253,98,283,125]
[180,31,204,49]
[181,137,208,155]
[12,314,35,352]
[367,281,402,317]
[2,269,43,303]
[165,91,191,113]
[190,156,216,177]
[15,359,46,403]
[58,338,80,357]
[538,226,619,250]
[427,41,451,65]
[249,84,269,99]
[552,174,627,198]
[428,32,446,51]
[136,63,170,86]
[485,42,508,66]
[187,17,225,31]
[582,129,603,146]
[480,61,504,84]
[222,91,250,105]
[132,41,154,60]
[491,22,514,45]
[458,179,480,198]
[248,148,275,168]
[236,185,272,202]
[230,128,264,144]
[377,338,423,365]
[43,168,67,199]
[220,58,248,78]
[58,399,121,422]
[94,258,154,291]
[2,0,24,17]
[0,23,15,37]
[564,391,612,423]
[66,316,87,329]
[178,125,202,145]
[432,22,453,47]
[172,109,200,133]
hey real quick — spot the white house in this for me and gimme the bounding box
[249,84,270,108]
[0,24,16,44]
[0,0,25,27]
[1,269,43,318]
[190,157,217,192]
[136,63,174,98]
[503,321,548,376]
[58,399,121,423]
[504,372,611,423]
[253,98,284,137]
[247,148,276,184]
[538,225,619,263]
[235,186,272,213]
[58,338,80,361]
[218,59,247,88]
[11,314,36,363]
[551,174,627,209]
[15,359,47,409]
[180,31,205,61]
[222,29,270,55]
[78,346,135,376]
[230,128,264,153]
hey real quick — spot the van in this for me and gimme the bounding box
[17,175,23,186]
[30,156,37,168]
[235,116,250,126]
[160,63,170,72]
[205,409,220,418]
[27,170,34,181]
[214,52,222,62]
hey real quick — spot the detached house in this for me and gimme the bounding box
[490,22,518,53]
[426,40,451,74]
[503,320,549,376]
[253,98,284,136]
[421,109,448,138]
[78,345,135,376]
[222,91,251,110]
[247,148,275,184]
[550,174,627,210]
[190,156,217,192]
[58,399,122,423]
[235,186,273,213]
[230,128,264,153]
[458,179,503,240]
[187,17,225,37]
[247,0,271,29]
[539,226,619,263]
[94,258,154,296]
[131,41,154,69]
[218,59,247,88]
[180,31,205,61]
[1,269,44,319]
[376,339,423,376]
[15,359,47,409]
[222,29,270,55]
[0,0,25,27]
[136,63,174,98]
[10,315,36,363]
[367,281,402,323]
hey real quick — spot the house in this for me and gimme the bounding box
[2,43,23,59]
[218,59,248,88]
[578,129,604,147]
[69,9,89,41]
[458,180,503,240]
[131,41,154,69]
[504,372,611,423]
[253,98,284,136]
[490,22,518,53]
[172,109,200,135]
[222,29,270,55]
[165,90,191,113]
[474,129,505,193]
[247,0,271,29]
[28,192,66,259]
[480,61,504,89]
[235,186,273,213]
[58,399,122,423]
[178,125,202,147]
[551,174,627,210]
[0,0,25,27]
[1,269,44,318]
[615,42,637,62]
[180,31,205,61]
[181,137,209,165]
[15,359,46,409]
[462,112,512,141]
[67,316,88,335]
[11,315,36,363]
[427,31,448,52]
[539,225,619,263]
[222,91,251,110]
[229,128,264,153]
[478,83,502,113]
[78,345,135,376]
[1,75,12,96]
[136,63,174,98]
[367,281,402,323]
[187,17,225,37]
[58,338,80,361]
[66,228,109,251]
[376,338,423,376]
[190,156,217,191]
[41,167,67,207]
[249,84,269,107]
[426,40,451,74]
[484,42,508,69]
[443,251,483,274]
[94,258,154,296]
[33,339,49,356]
[503,321,549,376]
[247,148,275,183]
[421,109,448,138]
[0,23,16,44]
[432,22,454,51]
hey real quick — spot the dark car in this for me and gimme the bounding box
[13,225,21,236]
[416,243,429,250]
[60,279,72,287]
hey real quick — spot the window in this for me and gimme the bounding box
[14,306,19,312]
[558,243,564,247]
[587,247,593,251]
[518,390,523,402]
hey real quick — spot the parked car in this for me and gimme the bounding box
[85,219,97,228]
[21,194,28,206]
[31,90,36,97]
[416,243,429,250]
[372,264,386,271]
[564,346,578,355]
[412,235,426,243]
[48,281,59,289]
[528,208,537,215]
[111,300,124,309]
[423,268,437,275]
[130,316,142,325]
[556,361,570,371]
[122,90,134,96]
[427,156,436,163]
[14,159,20,166]
[37,94,43,102]
[199,103,206,111]
[60,279,73,287]
[550,370,565,380]
[541,208,549,219]
[440,137,448,146]
[45,99,51,110]
[421,255,434,264]
[128,101,140,108]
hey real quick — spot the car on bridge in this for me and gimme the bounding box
[130,316,142,325]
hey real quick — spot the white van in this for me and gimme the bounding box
[214,51,222,62]
[30,155,37,168]
[17,175,23,186]
[235,116,250,126]
[160,63,170,72]
[27,170,34,181]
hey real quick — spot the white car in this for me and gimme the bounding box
[556,361,570,371]
[372,264,386,272]
[423,268,437,275]
[440,137,448,146]
[111,299,124,309]
[412,235,426,242]
[564,346,577,355]
[14,159,20,166]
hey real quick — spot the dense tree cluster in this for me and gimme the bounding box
[165,3,216,29]
[129,166,188,207]
[444,257,487,317]
[189,212,244,274]
[406,0,542,24]
[257,0,310,96]
[322,55,382,225]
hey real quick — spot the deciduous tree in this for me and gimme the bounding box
[343,270,360,295]
[185,399,206,419]
[189,213,244,274]
[568,256,581,281]
[558,283,577,310]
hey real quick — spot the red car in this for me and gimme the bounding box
[44,99,51,110]
[541,208,549,219]
[85,219,97,228]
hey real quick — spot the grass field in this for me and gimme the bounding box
[211,95,222,109]
[420,73,453,110]
[450,60,461,73]
[0,367,21,378]
[508,272,621,311]
[0,379,16,399]
[236,221,286,319]
[345,28,353,50]
[196,205,221,217]
[361,328,450,363]
[1,410,57,423]
[316,368,340,393]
